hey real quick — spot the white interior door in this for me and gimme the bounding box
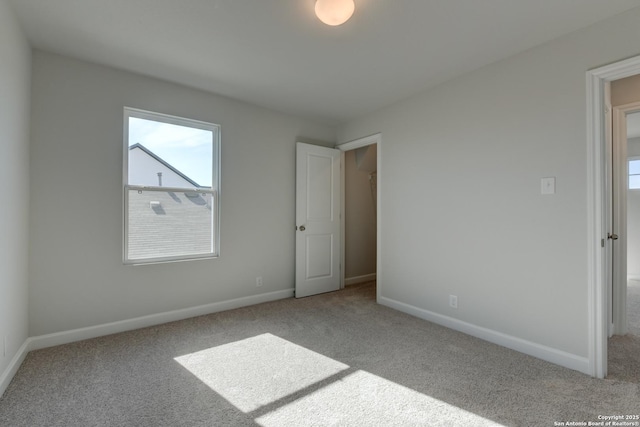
[295,142,341,298]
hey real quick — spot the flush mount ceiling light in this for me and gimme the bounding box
[315,0,355,26]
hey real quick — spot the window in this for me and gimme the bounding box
[123,108,220,264]
[630,157,640,190]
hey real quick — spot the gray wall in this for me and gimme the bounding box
[29,51,335,336]
[337,7,640,359]
[0,0,30,378]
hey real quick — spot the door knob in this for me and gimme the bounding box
[299,225,306,231]
[608,233,619,240]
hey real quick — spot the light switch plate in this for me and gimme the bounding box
[541,177,556,195]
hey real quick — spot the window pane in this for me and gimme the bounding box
[630,175,640,190]
[629,159,640,176]
[124,108,219,264]
[128,117,213,188]
[127,189,214,261]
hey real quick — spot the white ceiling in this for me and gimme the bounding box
[9,0,640,125]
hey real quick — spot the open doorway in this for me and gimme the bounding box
[343,145,377,294]
[603,75,640,381]
[587,54,640,378]
[625,112,640,339]
[610,78,640,338]
[338,134,381,301]
[607,105,640,381]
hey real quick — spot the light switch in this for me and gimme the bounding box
[541,177,556,195]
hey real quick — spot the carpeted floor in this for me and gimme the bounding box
[627,279,640,336]
[608,279,640,383]
[1,282,638,427]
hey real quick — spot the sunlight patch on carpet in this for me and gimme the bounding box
[255,370,502,426]
[174,333,349,412]
[176,333,503,426]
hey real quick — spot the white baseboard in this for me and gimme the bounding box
[29,288,294,351]
[379,296,590,375]
[3,289,588,398]
[2,289,294,397]
[345,273,376,286]
[0,339,31,398]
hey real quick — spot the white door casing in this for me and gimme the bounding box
[295,142,341,298]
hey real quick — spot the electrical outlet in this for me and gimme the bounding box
[449,295,458,309]
[256,276,263,287]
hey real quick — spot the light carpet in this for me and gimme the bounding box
[627,279,640,336]
[608,279,640,384]
[0,282,638,426]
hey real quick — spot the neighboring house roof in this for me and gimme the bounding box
[127,143,213,261]
[129,143,202,188]
[127,189,213,261]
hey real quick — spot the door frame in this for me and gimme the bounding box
[337,133,382,301]
[587,55,640,378]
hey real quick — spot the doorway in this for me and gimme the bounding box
[338,134,381,301]
[342,145,377,291]
[610,101,640,337]
[624,112,640,339]
[294,135,381,300]
[607,102,640,381]
[587,55,640,378]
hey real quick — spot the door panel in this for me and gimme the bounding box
[296,143,341,298]
[306,234,333,279]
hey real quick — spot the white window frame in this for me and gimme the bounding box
[123,107,221,265]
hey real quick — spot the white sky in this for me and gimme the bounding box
[129,117,213,187]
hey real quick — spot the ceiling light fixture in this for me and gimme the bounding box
[314,0,355,26]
